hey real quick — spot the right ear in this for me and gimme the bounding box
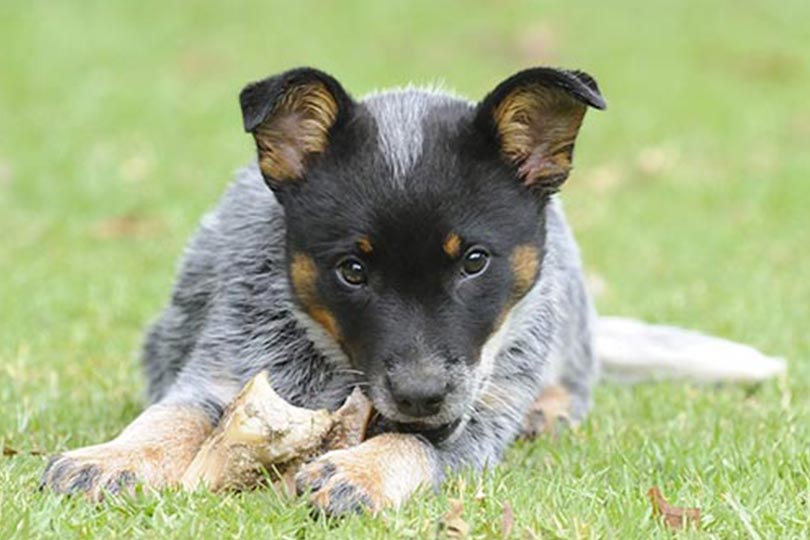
[239,67,354,190]
[473,67,606,195]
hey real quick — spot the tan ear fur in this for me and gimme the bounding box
[492,84,587,189]
[254,82,338,181]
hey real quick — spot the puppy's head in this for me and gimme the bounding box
[240,67,605,436]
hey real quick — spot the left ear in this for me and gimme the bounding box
[239,67,354,190]
[474,67,606,193]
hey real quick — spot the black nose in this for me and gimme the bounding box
[386,375,448,417]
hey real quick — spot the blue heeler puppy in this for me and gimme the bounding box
[40,67,785,513]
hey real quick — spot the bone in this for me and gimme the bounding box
[181,371,372,493]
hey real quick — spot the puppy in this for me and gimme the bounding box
[41,67,783,514]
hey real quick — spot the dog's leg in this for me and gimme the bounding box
[296,399,538,516]
[519,352,596,438]
[296,433,437,515]
[297,286,599,514]
[521,266,598,438]
[297,374,550,516]
[520,384,574,438]
[40,402,214,500]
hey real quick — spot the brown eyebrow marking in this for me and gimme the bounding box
[357,236,373,254]
[443,233,462,258]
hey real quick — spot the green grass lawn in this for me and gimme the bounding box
[2,0,809,537]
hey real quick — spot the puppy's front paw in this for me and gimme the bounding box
[295,433,435,517]
[295,450,381,516]
[40,404,212,500]
[39,443,144,499]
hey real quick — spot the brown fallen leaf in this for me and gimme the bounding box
[585,164,624,194]
[3,445,45,457]
[181,370,372,492]
[648,486,701,530]
[91,214,165,240]
[501,500,514,539]
[637,145,679,176]
[733,51,801,83]
[439,498,470,539]
[514,22,560,64]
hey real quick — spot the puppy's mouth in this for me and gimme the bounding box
[364,404,465,444]
[363,378,473,443]
[390,417,464,444]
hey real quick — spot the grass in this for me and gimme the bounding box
[1,0,809,537]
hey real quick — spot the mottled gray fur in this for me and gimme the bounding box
[363,87,459,185]
[42,73,784,508]
[142,165,360,418]
[142,89,598,478]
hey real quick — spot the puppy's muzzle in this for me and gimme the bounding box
[385,373,453,418]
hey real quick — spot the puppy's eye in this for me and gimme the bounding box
[462,248,489,276]
[336,258,367,287]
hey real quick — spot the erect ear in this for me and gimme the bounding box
[239,67,354,189]
[474,67,606,194]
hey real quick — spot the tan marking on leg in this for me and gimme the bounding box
[357,236,373,254]
[41,404,212,500]
[520,384,572,439]
[443,233,462,258]
[290,253,341,340]
[296,433,434,515]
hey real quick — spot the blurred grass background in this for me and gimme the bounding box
[1,0,808,538]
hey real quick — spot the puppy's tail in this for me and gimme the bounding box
[595,316,787,383]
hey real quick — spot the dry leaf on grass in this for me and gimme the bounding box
[637,145,679,176]
[181,370,372,493]
[648,486,701,530]
[589,165,624,193]
[514,22,560,63]
[439,498,470,539]
[91,214,165,239]
[3,445,45,457]
[501,500,515,539]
